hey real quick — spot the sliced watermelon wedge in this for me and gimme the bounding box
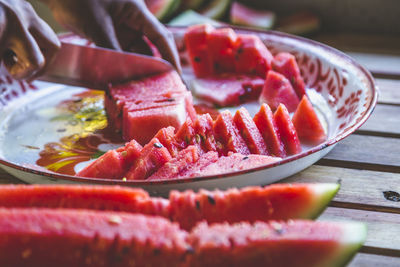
[292,96,327,145]
[207,28,238,73]
[154,126,179,157]
[274,104,302,155]
[259,70,300,113]
[188,220,366,267]
[253,103,286,157]
[233,107,269,155]
[193,114,218,152]
[191,73,264,106]
[230,1,276,29]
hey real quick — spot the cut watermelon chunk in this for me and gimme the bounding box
[234,34,273,78]
[170,183,339,231]
[200,153,280,176]
[148,146,201,181]
[191,73,264,106]
[253,103,286,157]
[230,1,276,29]
[184,24,215,77]
[207,28,237,73]
[193,114,218,152]
[259,70,300,113]
[178,151,220,178]
[125,138,172,180]
[188,220,366,267]
[0,209,188,267]
[233,107,269,155]
[272,52,306,98]
[76,150,125,179]
[154,126,179,157]
[116,139,143,169]
[292,96,327,145]
[213,111,250,155]
[274,104,302,155]
[174,119,204,153]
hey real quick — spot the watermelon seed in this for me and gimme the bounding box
[186,247,195,254]
[184,136,190,145]
[195,200,201,210]
[153,248,161,255]
[383,191,400,202]
[195,134,201,143]
[242,156,249,160]
[21,249,32,259]
[166,98,175,102]
[207,195,216,205]
[153,143,163,148]
[194,57,201,62]
[108,215,122,225]
[120,151,127,157]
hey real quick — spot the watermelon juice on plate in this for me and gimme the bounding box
[0,26,377,193]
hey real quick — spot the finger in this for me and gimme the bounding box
[86,11,122,51]
[136,10,181,73]
[28,17,61,80]
[4,27,45,80]
[115,24,152,54]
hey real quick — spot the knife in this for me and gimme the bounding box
[38,41,174,90]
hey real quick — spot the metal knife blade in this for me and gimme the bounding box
[38,42,174,90]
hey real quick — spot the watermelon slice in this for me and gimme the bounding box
[233,107,268,155]
[213,111,250,155]
[207,28,238,73]
[292,96,327,145]
[184,24,215,77]
[191,73,264,106]
[234,34,273,78]
[200,153,280,176]
[0,208,189,267]
[148,145,201,181]
[253,103,286,157]
[274,104,302,155]
[230,1,276,29]
[170,183,339,230]
[125,138,172,180]
[272,52,306,98]
[174,119,204,152]
[193,114,218,152]
[188,220,366,267]
[154,126,180,157]
[145,0,180,21]
[199,0,231,19]
[177,151,220,178]
[259,70,300,113]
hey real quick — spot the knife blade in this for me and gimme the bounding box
[38,42,174,90]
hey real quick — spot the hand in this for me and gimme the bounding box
[0,0,60,80]
[44,0,181,72]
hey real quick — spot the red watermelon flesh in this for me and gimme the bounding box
[207,28,238,73]
[116,139,143,169]
[188,220,366,267]
[0,208,189,267]
[169,183,340,231]
[148,146,201,181]
[177,151,220,179]
[274,104,302,155]
[192,73,265,106]
[184,24,215,77]
[193,114,218,152]
[253,104,286,157]
[234,34,273,78]
[76,150,125,179]
[174,119,204,153]
[233,107,269,155]
[125,138,172,180]
[122,101,190,145]
[259,70,300,113]
[272,52,306,98]
[292,96,327,145]
[154,126,179,157]
[213,111,250,155]
[200,153,280,177]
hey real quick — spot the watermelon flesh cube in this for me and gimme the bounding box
[253,104,286,158]
[76,150,125,179]
[274,104,302,155]
[191,73,264,106]
[292,95,327,145]
[213,111,250,155]
[193,114,218,152]
[272,52,306,98]
[259,70,300,113]
[234,34,273,78]
[154,126,179,157]
[125,138,172,180]
[230,1,276,29]
[233,107,269,155]
[116,139,143,169]
[207,28,238,73]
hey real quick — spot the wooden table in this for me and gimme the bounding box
[0,33,399,266]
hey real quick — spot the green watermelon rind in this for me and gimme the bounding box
[324,221,367,267]
[230,2,276,29]
[168,10,223,27]
[148,0,180,21]
[200,0,231,19]
[179,0,204,10]
[306,183,341,219]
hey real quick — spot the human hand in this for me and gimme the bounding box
[44,0,181,72]
[0,0,60,79]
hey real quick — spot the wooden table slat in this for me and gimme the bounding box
[345,52,400,77]
[349,253,400,267]
[358,104,400,137]
[376,78,400,105]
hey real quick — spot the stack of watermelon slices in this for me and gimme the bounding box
[0,184,366,266]
[78,99,326,180]
[105,70,197,145]
[185,24,307,108]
